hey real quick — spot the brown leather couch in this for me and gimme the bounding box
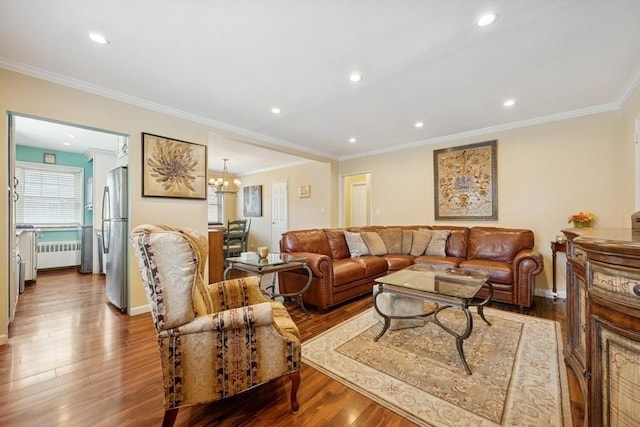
[279,226,543,311]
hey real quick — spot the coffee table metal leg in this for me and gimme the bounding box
[267,264,313,318]
[473,282,494,326]
[372,285,392,341]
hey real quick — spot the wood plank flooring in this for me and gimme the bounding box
[0,269,584,426]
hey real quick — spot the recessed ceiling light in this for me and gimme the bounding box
[476,13,498,27]
[63,142,72,146]
[271,107,281,114]
[503,99,516,107]
[349,137,357,143]
[349,73,363,83]
[414,121,424,128]
[88,32,109,44]
[67,134,76,139]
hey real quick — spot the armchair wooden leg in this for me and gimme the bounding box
[162,408,179,427]
[287,371,301,412]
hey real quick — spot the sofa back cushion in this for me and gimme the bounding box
[361,231,388,255]
[281,229,331,257]
[467,227,534,262]
[401,230,413,254]
[424,229,450,256]
[431,226,470,258]
[344,231,370,258]
[377,228,403,254]
[324,229,350,259]
[410,230,432,256]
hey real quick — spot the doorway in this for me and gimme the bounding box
[343,173,371,227]
[7,113,124,325]
[270,180,288,251]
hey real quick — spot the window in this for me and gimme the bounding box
[207,187,224,225]
[15,161,84,225]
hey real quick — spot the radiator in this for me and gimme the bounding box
[37,241,81,269]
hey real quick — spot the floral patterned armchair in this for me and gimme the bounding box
[130,225,301,427]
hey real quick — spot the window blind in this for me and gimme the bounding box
[15,161,84,225]
[207,187,223,225]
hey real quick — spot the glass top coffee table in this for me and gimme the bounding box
[373,264,494,375]
[224,253,313,317]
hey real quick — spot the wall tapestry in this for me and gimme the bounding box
[142,132,207,199]
[433,140,497,220]
[243,185,263,217]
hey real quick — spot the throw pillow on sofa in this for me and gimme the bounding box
[410,230,432,257]
[344,231,370,257]
[424,230,450,256]
[377,228,403,254]
[361,231,388,256]
[401,230,413,254]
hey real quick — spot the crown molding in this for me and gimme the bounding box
[340,102,620,161]
[0,58,336,160]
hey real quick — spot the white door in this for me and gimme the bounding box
[271,180,288,251]
[350,182,369,226]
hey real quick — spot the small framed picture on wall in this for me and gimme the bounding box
[299,185,310,198]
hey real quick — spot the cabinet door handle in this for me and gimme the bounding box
[582,369,592,379]
[633,284,640,296]
[581,324,587,332]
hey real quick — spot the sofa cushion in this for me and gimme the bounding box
[353,255,389,276]
[401,230,413,255]
[324,229,350,260]
[361,231,388,255]
[344,231,370,258]
[410,230,432,257]
[431,226,470,258]
[281,229,331,256]
[332,258,368,286]
[424,230,450,256]
[459,259,512,284]
[378,228,403,254]
[381,254,414,271]
[414,255,462,268]
[467,227,534,263]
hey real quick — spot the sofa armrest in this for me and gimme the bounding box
[512,249,544,307]
[286,251,332,279]
[513,249,544,275]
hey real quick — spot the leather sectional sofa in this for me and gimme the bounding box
[278,225,543,311]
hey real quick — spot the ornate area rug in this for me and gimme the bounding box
[302,307,572,426]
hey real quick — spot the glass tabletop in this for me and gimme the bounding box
[226,252,307,267]
[375,264,490,299]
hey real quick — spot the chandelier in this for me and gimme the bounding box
[208,158,241,196]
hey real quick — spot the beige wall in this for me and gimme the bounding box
[238,160,334,251]
[2,66,639,342]
[340,84,640,296]
[0,69,215,340]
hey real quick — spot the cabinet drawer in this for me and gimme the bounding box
[588,260,640,309]
[568,241,587,265]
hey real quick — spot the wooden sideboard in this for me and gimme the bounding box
[563,228,640,426]
[208,229,224,283]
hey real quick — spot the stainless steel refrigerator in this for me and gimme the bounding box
[102,166,128,311]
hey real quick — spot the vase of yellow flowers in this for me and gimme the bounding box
[568,211,595,228]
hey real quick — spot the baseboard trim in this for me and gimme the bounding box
[129,304,151,316]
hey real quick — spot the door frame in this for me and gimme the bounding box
[341,172,371,227]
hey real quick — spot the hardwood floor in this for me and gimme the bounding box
[1,269,584,426]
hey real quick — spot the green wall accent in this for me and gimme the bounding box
[16,145,93,242]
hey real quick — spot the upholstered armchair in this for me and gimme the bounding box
[130,225,301,427]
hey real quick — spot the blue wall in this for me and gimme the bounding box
[16,145,93,242]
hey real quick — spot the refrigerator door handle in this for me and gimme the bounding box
[101,186,110,254]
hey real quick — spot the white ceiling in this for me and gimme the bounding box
[3,1,640,173]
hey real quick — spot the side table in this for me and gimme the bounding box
[550,240,566,295]
[224,253,313,317]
